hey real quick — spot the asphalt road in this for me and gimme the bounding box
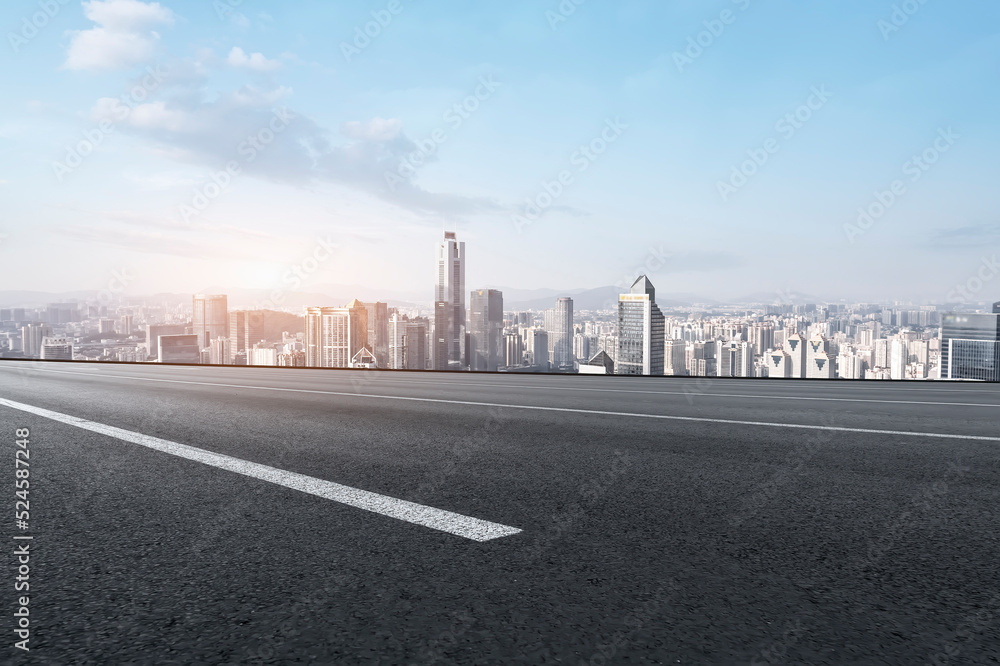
[1,361,999,665]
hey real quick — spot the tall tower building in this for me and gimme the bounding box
[363,302,389,369]
[469,289,504,372]
[616,276,665,376]
[889,338,909,380]
[304,301,368,368]
[664,339,687,376]
[193,294,229,348]
[784,333,807,378]
[434,232,466,370]
[545,297,575,369]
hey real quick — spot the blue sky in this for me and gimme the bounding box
[1,0,998,304]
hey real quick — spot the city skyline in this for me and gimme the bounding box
[2,1,1000,304]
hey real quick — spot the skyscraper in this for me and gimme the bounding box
[807,334,835,379]
[389,312,429,370]
[210,336,231,365]
[363,302,389,369]
[939,312,1000,381]
[664,339,687,376]
[784,333,807,378]
[229,310,265,364]
[21,324,51,358]
[547,297,574,369]
[434,232,466,370]
[304,300,368,368]
[193,294,229,348]
[616,276,665,376]
[469,289,504,372]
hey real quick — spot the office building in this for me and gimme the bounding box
[434,231,466,370]
[363,302,389,369]
[616,276,665,376]
[158,334,201,364]
[940,312,1000,381]
[146,323,188,359]
[889,339,908,380]
[532,329,549,368]
[210,336,231,365]
[193,294,229,348]
[664,339,687,376]
[469,289,504,372]
[229,310,265,364]
[504,331,524,368]
[546,297,574,369]
[39,336,73,360]
[767,350,791,378]
[806,334,835,379]
[304,300,368,368]
[389,313,429,370]
[21,324,51,358]
[784,333,807,379]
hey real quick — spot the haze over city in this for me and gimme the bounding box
[2,0,999,303]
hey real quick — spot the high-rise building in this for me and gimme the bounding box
[532,329,549,368]
[21,324,51,358]
[718,341,752,378]
[193,294,229,348]
[388,313,429,370]
[469,289,504,372]
[504,331,524,368]
[939,312,1000,381]
[889,339,908,380]
[39,336,73,360]
[434,232,466,370]
[210,336,231,365]
[99,318,116,335]
[994,301,1000,314]
[806,334,834,379]
[767,350,791,378]
[546,297,574,369]
[120,314,134,336]
[146,323,188,360]
[363,302,389,369]
[783,333,807,378]
[304,300,368,368]
[229,310,265,364]
[664,339,687,376]
[616,276,665,376]
[749,322,775,357]
[158,334,201,364]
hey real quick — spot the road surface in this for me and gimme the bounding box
[1,361,999,664]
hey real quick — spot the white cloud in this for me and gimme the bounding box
[342,117,402,142]
[227,47,281,72]
[64,0,174,71]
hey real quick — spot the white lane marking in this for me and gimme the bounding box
[277,377,1000,408]
[8,364,1000,407]
[10,367,1000,443]
[0,398,521,543]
